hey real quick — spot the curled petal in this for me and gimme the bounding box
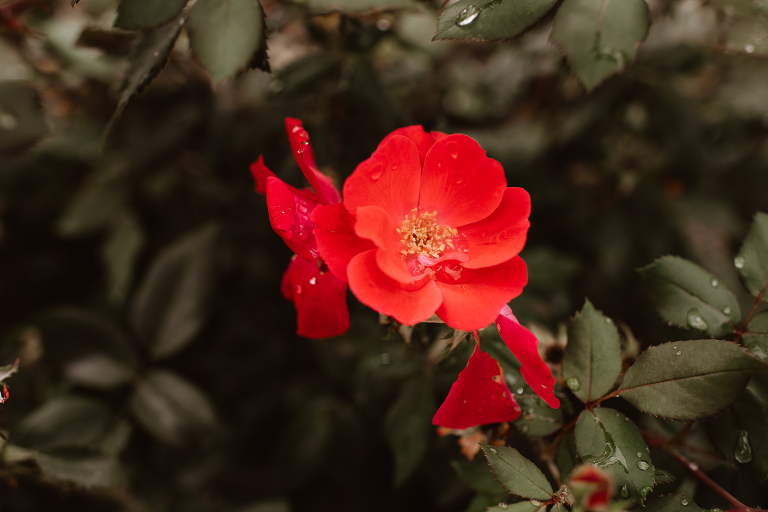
[433,347,521,429]
[285,118,341,205]
[435,256,528,331]
[281,255,349,339]
[343,134,421,222]
[419,134,506,227]
[249,156,278,195]
[495,305,559,409]
[312,203,376,281]
[347,249,441,326]
[461,187,531,269]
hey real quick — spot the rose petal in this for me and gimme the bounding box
[461,187,531,269]
[347,249,441,326]
[433,346,521,429]
[312,203,376,281]
[419,134,506,227]
[249,156,278,195]
[281,254,350,339]
[434,256,528,331]
[285,118,342,205]
[496,305,559,409]
[343,134,421,223]
[265,177,319,261]
[382,126,447,166]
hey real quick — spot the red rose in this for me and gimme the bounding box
[250,119,349,339]
[312,126,530,331]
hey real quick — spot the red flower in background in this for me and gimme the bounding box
[312,126,530,331]
[250,119,349,339]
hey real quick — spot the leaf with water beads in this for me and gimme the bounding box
[735,212,768,303]
[574,408,655,504]
[487,502,548,512]
[433,0,559,42]
[744,310,768,361]
[640,494,708,512]
[638,256,740,338]
[705,388,768,481]
[480,445,554,500]
[619,339,768,421]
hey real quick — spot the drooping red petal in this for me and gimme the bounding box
[495,305,559,409]
[343,134,421,223]
[312,203,376,281]
[265,177,319,261]
[250,156,279,195]
[433,347,521,429]
[419,134,506,228]
[434,256,528,331]
[285,118,342,205]
[381,126,447,166]
[281,255,349,339]
[461,187,531,270]
[347,249,441,326]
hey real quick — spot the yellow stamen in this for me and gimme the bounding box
[398,208,457,258]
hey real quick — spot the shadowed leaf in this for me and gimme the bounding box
[480,444,554,500]
[115,0,189,30]
[735,212,768,302]
[434,0,558,42]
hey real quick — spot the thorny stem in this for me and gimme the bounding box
[644,434,768,512]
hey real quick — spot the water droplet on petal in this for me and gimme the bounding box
[298,229,309,241]
[686,309,709,331]
[369,164,384,181]
[309,277,317,285]
[566,377,581,391]
[446,140,459,159]
[637,460,650,470]
[297,204,308,213]
[710,278,719,287]
[734,256,745,269]
[455,5,480,26]
[723,306,732,315]
[735,430,754,463]
[620,485,630,498]
[295,285,302,294]
[291,125,301,133]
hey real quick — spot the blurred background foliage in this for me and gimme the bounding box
[1,0,768,510]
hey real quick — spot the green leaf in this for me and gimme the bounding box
[0,81,48,156]
[619,339,768,421]
[384,373,435,486]
[735,212,768,302]
[102,213,144,303]
[433,0,558,42]
[187,0,265,83]
[744,310,768,361]
[550,0,650,90]
[487,502,547,512]
[15,396,112,450]
[34,451,128,488]
[514,393,563,436]
[115,0,189,30]
[641,494,707,512]
[562,300,622,403]
[480,444,554,500]
[705,388,768,480]
[130,224,217,360]
[725,18,768,55]
[452,457,507,497]
[556,431,579,479]
[574,408,655,503]
[129,369,220,445]
[56,171,124,237]
[638,256,741,337]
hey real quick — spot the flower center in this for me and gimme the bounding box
[397,208,457,259]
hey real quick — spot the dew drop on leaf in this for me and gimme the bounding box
[710,278,719,287]
[455,5,479,26]
[489,447,497,454]
[735,430,754,463]
[676,350,682,356]
[620,485,629,498]
[636,452,643,458]
[734,256,745,269]
[681,498,690,506]
[566,377,581,391]
[686,309,709,330]
[723,306,732,315]
[637,460,650,470]
[516,388,524,395]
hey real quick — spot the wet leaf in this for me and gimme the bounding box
[187,0,265,83]
[639,256,740,337]
[562,300,622,403]
[487,502,547,512]
[129,369,220,445]
[735,212,768,302]
[480,444,554,500]
[574,408,655,503]
[131,224,217,360]
[384,373,435,485]
[641,494,707,512]
[452,457,507,497]
[434,0,558,42]
[115,0,189,30]
[550,0,650,90]
[514,393,563,436]
[619,339,768,421]
[744,310,768,361]
[705,388,768,480]
[0,81,48,156]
